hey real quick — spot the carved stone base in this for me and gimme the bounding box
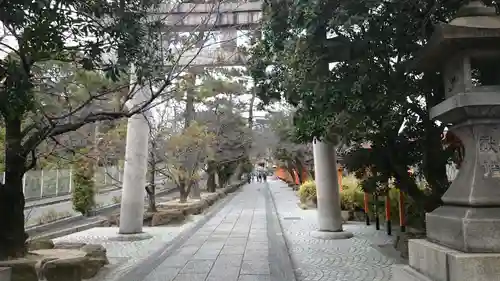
[392,239,500,281]
[426,205,500,252]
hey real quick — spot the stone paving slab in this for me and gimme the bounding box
[268,179,400,281]
[142,182,278,281]
[51,187,234,281]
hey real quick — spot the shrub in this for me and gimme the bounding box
[365,186,417,226]
[72,154,96,216]
[298,176,364,210]
[339,174,427,228]
[298,180,316,203]
[340,175,365,211]
[112,195,121,204]
[296,175,409,222]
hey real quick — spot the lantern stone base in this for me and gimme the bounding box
[392,239,500,281]
[426,205,500,253]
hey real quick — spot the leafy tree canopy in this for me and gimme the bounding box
[249,0,497,213]
[0,0,181,259]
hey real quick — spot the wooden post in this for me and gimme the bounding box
[293,170,300,185]
[337,166,343,191]
[399,190,406,232]
[55,169,59,196]
[40,170,44,198]
[386,193,392,236]
[69,167,73,193]
[364,192,370,225]
[374,194,380,230]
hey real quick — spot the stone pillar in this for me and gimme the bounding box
[311,140,353,240]
[118,69,151,234]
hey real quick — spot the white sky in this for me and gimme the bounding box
[0,27,17,59]
[1,20,272,122]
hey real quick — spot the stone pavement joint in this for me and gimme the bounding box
[263,183,297,281]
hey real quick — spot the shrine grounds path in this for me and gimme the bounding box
[120,179,400,281]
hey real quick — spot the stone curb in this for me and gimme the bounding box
[264,182,298,281]
[26,187,177,238]
[27,214,86,238]
[112,181,246,281]
[32,217,108,241]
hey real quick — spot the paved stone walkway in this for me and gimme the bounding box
[268,179,397,281]
[143,182,272,281]
[58,180,398,281]
[130,180,398,281]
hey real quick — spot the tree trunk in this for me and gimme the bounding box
[184,74,201,199]
[146,159,157,212]
[146,141,157,212]
[389,154,441,214]
[206,161,216,193]
[184,86,196,128]
[207,172,216,193]
[247,91,256,129]
[189,178,201,199]
[217,167,226,187]
[0,117,28,259]
[179,180,188,203]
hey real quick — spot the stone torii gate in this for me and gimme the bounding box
[118,0,262,235]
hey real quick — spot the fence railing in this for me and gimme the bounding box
[1,165,123,201]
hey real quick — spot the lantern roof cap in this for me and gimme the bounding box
[410,1,500,72]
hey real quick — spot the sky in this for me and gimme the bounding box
[155,28,271,122]
[1,16,274,123]
[0,26,16,59]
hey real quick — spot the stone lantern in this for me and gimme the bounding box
[393,1,500,281]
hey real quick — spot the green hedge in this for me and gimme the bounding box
[298,180,316,203]
[296,175,425,228]
[342,176,403,223]
[71,154,96,216]
[300,175,412,223]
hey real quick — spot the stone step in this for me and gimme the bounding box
[392,265,433,281]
